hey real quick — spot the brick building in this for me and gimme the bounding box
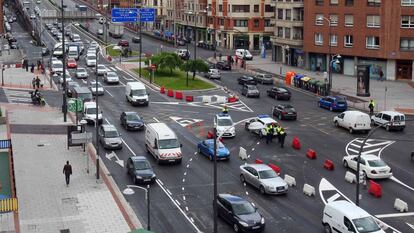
[0,0,4,34]
[304,0,414,81]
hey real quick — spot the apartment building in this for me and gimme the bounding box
[207,0,274,50]
[271,0,304,67]
[304,0,414,81]
[175,0,208,42]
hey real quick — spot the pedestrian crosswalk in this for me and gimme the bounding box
[151,100,253,112]
[1,88,48,105]
[345,138,395,157]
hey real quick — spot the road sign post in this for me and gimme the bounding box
[139,8,156,22]
[111,8,139,23]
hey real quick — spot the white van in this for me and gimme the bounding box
[83,101,103,124]
[333,111,371,134]
[235,49,253,60]
[126,82,149,106]
[86,54,97,66]
[145,123,182,164]
[67,45,79,60]
[322,200,385,233]
[53,43,63,57]
[50,60,63,74]
[371,111,405,131]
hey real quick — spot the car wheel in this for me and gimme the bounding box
[334,121,339,127]
[386,125,390,131]
[233,223,239,233]
[259,185,266,195]
[324,224,332,233]
[197,147,201,154]
[349,128,354,134]
[343,160,348,168]
[240,174,245,184]
[371,120,375,126]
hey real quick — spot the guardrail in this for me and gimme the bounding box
[42,10,97,19]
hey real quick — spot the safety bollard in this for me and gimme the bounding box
[167,89,174,97]
[255,159,263,164]
[175,91,183,100]
[323,160,334,170]
[394,198,408,212]
[185,95,193,102]
[345,171,356,183]
[268,163,281,175]
[292,137,301,150]
[306,149,316,159]
[303,184,315,197]
[160,86,165,94]
[207,131,214,139]
[284,174,296,187]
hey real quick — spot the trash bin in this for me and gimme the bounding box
[293,74,304,87]
[316,81,328,96]
[308,79,319,93]
[300,76,311,90]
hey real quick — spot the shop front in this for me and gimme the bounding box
[309,53,327,72]
[396,60,413,80]
[233,34,249,50]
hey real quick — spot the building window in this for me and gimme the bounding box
[316,0,324,5]
[315,33,323,45]
[402,0,414,6]
[277,9,283,20]
[345,15,354,27]
[330,35,338,46]
[315,14,324,25]
[330,0,339,5]
[232,5,250,12]
[254,19,260,27]
[265,19,271,27]
[400,38,414,50]
[220,19,224,25]
[277,27,283,37]
[345,0,354,6]
[366,36,380,49]
[219,4,222,12]
[367,15,381,28]
[254,5,259,12]
[286,9,291,20]
[367,0,381,6]
[344,35,353,47]
[330,14,338,26]
[285,28,291,39]
[401,16,414,28]
[234,20,248,27]
[265,5,274,12]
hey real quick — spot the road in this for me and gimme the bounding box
[4,0,414,232]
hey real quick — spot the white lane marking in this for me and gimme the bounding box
[123,76,134,81]
[182,196,186,201]
[327,193,341,203]
[175,199,181,206]
[390,176,414,192]
[185,206,189,212]
[166,189,172,195]
[119,80,126,86]
[153,117,160,122]
[105,90,113,97]
[375,212,414,218]
[360,148,381,155]
[347,148,359,154]
[109,67,117,71]
[158,179,164,185]
[155,179,202,233]
[406,222,414,230]
[115,66,122,71]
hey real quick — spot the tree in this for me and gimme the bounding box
[158,53,182,74]
[181,59,209,80]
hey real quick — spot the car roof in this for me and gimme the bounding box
[245,84,256,87]
[130,156,148,162]
[123,111,139,116]
[219,194,248,204]
[107,71,117,75]
[378,111,404,116]
[278,104,293,108]
[101,124,117,131]
[326,200,370,219]
[244,163,272,171]
[361,154,382,161]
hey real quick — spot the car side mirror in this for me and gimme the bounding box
[147,93,150,96]
[119,133,122,136]
[180,143,183,147]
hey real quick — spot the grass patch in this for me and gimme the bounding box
[126,58,144,62]
[132,68,215,90]
[107,45,139,57]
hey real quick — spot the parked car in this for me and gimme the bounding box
[333,110,371,134]
[41,47,50,56]
[177,39,186,46]
[318,95,348,111]
[240,163,288,195]
[204,68,221,79]
[89,81,104,96]
[272,104,297,120]
[98,124,123,149]
[216,194,265,233]
[235,49,253,60]
[120,111,145,131]
[343,154,392,179]
[245,115,278,138]
[197,139,230,161]
[266,87,291,100]
[118,39,129,47]
[254,74,273,85]
[238,76,257,85]
[242,85,260,98]
[75,67,88,79]
[175,49,190,60]
[126,156,156,184]
[371,111,405,131]
[216,61,231,70]
[132,36,141,43]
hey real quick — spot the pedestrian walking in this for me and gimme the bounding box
[63,161,72,187]
[35,76,41,89]
[30,63,35,73]
[235,55,238,65]
[37,60,41,70]
[25,60,29,72]
[218,53,222,61]
[368,99,375,116]
[379,70,384,81]
[222,105,229,114]
[279,128,286,148]
[32,77,36,89]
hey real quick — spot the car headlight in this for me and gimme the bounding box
[151,174,156,178]
[261,217,265,224]
[136,176,142,179]
[238,221,249,227]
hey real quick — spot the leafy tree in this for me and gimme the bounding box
[181,59,209,79]
[158,53,182,74]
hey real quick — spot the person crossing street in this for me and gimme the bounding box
[368,99,375,116]
[275,125,282,143]
[279,128,286,148]
[222,105,229,114]
[265,124,275,144]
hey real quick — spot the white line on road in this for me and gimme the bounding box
[390,176,414,192]
[327,193,341,203]
[166,189,172,195]
[153,117,160,122]
[175,199,181,206]
[115,66,122,71]
[121,139,136,156]
[105,90,113,97]
[375,212,414,218]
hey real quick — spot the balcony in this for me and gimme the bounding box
[271,36,303,47]
[271,0,304,8]
[275,19,303,27]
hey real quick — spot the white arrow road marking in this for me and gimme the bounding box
[105,151,124,167]
[170,116,203,127]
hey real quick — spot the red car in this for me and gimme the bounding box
[67,58,77,68]
[118,40,129,47]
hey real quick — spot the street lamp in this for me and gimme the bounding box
[80,119,89,173]
[206,6,217,59]
[123,185,151,230]
[185,11,192,87]
[318,16,334,95]
[95,48,100,180]
[61,0,67,122]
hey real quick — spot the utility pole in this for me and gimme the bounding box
[95,50,100,180]
[61,0,67,122]
[213,127,218,233]
[139,5,142,78]
[193,11,197,79]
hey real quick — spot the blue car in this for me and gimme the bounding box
[197,139,230,161]
[318,96,348,111]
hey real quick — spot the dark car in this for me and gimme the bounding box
[238,76,257,85]
[132,36,141,43]
[272,104,297,120]
[216,194,265,233]
[118,40,129,47]
[318,95,348,111]
[126,156,156,184]
[41,47,50,56]
[266,87,291,100]
[242,85,260,98]
[120,111,145,131]
[67,81,80,97]
[216,61,232,70]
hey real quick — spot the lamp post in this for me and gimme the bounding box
[95,49,100,180]
[138,3,142,78]
[80,119,89,173]
[185,11,192,86]
[206,5,217,59]
[61,0,67,122]
[123,185,151,230]
[318,16,333,95]
[192,11,197,80]
[329,54,341,95]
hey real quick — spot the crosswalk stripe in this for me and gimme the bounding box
[109,67,117,71]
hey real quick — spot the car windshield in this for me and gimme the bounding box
[104,130,119,138]
[126,114,140,121]
[98,65,105,69]
[107,72,117,77]
[278,88,288,92]
[77,68,86,73]
[88,55,96,60]
[86,107,100,114]
[367,159,387,167]
[217,118,233,126]
[337,100,346,104]
[53,63,63,69]
[131,89,146,96]
[258,169,277,179]
[248,86,257,90]
[90,82,102,88]
[263,75,272,79]
[79,93,92,100]
[352,216,381,233]
[133,160,151,170]
[158,139,180,149]
[232,202,255,215]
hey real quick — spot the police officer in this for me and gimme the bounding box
[368,99,375,116]
[265,124,274,144]
[222,105,229,114]
[275,125,282,143]
[279,128,286,148]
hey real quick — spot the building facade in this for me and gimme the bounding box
[175,0,208,43]
[207,0,274,50]
[304,0,414,81]
[271,0,304,68]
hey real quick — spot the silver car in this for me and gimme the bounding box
[104,71,119,84]
[89,81,105,96]
[204,68,221,80]
[239,164,288,195]
[95,64,107,76]
[98,124,123,149]
[75,67,88,79]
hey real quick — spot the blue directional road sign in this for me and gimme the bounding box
[112,8,139,23]
[139,8,156,22]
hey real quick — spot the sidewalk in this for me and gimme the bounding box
[1,67,54,90]
[245,56,414,114]
[0,106,141,233]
